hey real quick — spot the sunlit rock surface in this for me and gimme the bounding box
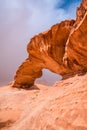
[63,12,87,71]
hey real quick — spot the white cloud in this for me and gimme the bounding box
[0,0,81,85]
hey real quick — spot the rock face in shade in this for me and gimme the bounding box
[13,0,87,88]
[0,73,87,130]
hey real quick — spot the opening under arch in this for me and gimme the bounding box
[35,69,62,86]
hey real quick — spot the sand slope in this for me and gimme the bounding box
[0,73,87,130]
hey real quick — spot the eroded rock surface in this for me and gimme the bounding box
[63,12,87,71]
[13,0,87,88]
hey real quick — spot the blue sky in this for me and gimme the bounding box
[0,0,81,86]
[58,0,81,9]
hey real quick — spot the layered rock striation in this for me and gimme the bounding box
[13,0,87,88]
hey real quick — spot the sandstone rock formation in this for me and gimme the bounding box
[13,0,87,88]
[13,20,75,88]
[0,73,87,130]
[63,0,87,69]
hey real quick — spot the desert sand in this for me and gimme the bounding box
[0,73,87,130]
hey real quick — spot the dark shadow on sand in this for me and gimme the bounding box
[16,85,40,91]
[0,120,15,129]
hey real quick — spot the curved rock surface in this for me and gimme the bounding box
[13,0,87,88]
[0,73,87,130]
[63,12,87,71]
[63,0,87,70]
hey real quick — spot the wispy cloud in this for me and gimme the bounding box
[0,0,81,85]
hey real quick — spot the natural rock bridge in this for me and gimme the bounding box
[13,0,87,88]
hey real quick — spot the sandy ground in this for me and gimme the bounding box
[0,73,87,130]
